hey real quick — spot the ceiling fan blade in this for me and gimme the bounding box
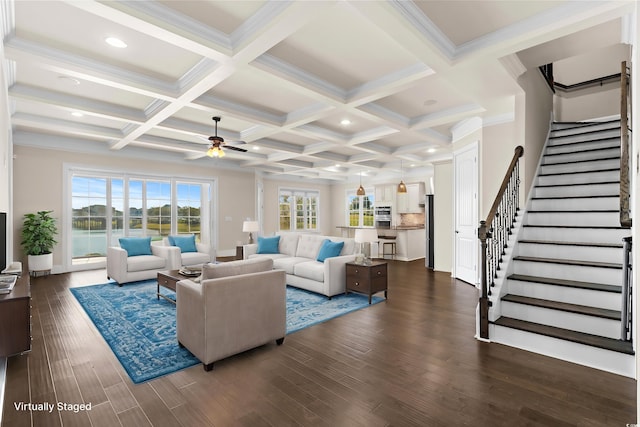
[224,145,247,152]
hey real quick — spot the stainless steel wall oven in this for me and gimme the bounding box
[374,206,392,229]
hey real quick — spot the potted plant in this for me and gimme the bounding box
[21,210,58,275]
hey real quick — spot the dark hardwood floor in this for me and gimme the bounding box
[2,259,636,426]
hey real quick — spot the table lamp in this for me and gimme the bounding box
[242,221,259,244]
[354,228,378,265]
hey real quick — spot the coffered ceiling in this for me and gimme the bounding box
[1,1,634,183]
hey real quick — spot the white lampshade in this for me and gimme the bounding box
[354,228,378,243]
[242,221,259,232]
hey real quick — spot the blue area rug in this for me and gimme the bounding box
[70,280,383,383]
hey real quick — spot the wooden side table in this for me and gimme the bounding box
[236,245,244,260]
[345,260,388,304]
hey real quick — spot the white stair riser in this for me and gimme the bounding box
[533,183,618,198]
[549,129,621,144]
[529,197,618,211]
[490,324,634,378]
[516,242,622,264]
[507,279,621,310]
[550,123,619,135]
[513,260,621,286]
[501,302,620,339]
[537,170,619,186]
[521,226,628,244]
[543,148,620,164]
[546,138,620,155]
[525,211,620,227]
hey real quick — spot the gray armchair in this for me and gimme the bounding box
[176,258,286,371]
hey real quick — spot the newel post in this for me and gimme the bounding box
[478,220,490,339]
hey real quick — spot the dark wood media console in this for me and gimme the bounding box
[0,273,31,356]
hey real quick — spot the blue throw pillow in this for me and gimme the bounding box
[316,239,344,263]
[257,236,280,254]
[119,237,152,257]
[168,235,197,253]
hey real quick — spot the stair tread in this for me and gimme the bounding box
[523,224,625,229]
[538,168,620,177]
[547,136,620,147]
[527,210,619,213]
[508,274,621,293]
[531,195,618,200]
[501,294,620,320]
[492,317,634,355]
[514,255,622,269]
[549,127,621,139]
[542,156,620,166]
[535,181,619,188]
[544,146,620,157]
[517,239,623,248]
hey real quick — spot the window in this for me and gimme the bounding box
[346,190,374,227]
[279,189,319,231]
[67,167,212,269]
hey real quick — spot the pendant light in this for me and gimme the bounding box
[356,170,366,196]
[397,160,407,193]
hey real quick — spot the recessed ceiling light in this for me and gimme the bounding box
[105,37,127,48]
[410,164,416,167]
[340,119,351,126]
[427,148,437,153]
[71,112,84,117]
[253,146,259,150]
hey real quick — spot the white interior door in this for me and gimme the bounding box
[454,143,479,285]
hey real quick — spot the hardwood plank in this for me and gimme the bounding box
[125,382,182,427]
[1,261,635,426]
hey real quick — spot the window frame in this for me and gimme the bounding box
[278,188,320,232]
[345,188,375,227]
[63,165,215,272]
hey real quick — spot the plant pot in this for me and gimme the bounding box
[28,253,53,275]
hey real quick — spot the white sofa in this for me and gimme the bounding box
[244,233,358,298]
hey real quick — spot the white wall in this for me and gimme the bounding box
[0,45,11,265]
[433,161,453,273]
[517,68,554,197]
[555,84,621,122]
[481,121,520,218]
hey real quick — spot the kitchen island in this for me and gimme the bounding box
[336,226,425,261]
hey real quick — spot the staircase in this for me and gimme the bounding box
[490,119,634,377]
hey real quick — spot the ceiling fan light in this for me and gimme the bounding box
[206,146,215,157]
[218,147,225,158]
[397,180,407,193]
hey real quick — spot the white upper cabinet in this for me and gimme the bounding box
[374,185,396,206]
[397,182,425,213]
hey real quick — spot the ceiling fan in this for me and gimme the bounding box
[205,116,247,158]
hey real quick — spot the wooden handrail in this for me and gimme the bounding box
[478,145,523,339]
[620,61,632,228]
[485,146,524,226]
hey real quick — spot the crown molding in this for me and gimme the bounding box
[451,116,482,143]
[388,0,456,60]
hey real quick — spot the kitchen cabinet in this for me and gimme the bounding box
[397,182,425,213]
[374,185,396,206]
[395,228,426,261]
